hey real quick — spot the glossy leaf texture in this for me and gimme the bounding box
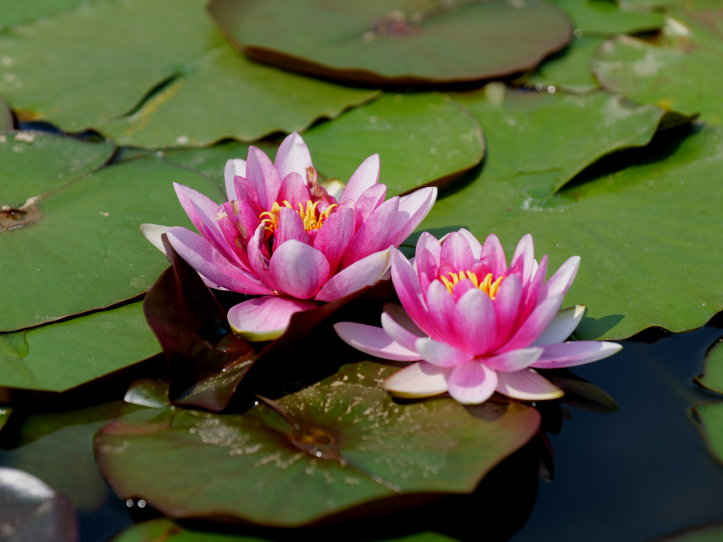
[304,93,484,195]
[417,85,723,340]
[101,44,379,148]
[95,362,540,527]
[111,518,457,542]
[0,154,221,331]
[0,302,159,392]
[0,400,147,512]
[592,4,723,125]
[209,0,572,87]
[0,468,78,541]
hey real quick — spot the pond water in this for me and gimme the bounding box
[2,319,723,542]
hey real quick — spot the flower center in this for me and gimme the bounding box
[260,200,338,234]
[440,270,504,300]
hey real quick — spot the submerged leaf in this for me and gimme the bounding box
[0,407,11,432]
[95,362,540,527]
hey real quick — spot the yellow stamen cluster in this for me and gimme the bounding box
[260,200,338,234]
[440,270,504,299]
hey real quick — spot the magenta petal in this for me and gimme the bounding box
[539,255,581,304]
[383,362,451,398]
[495,369,563,400]
[381,311,425,351]
[275,132,312,181]
[228,296,317,341]
[483,347,543,372]
[532,341,622,369]
[276,207,311,247]
[277,172,310,210]
[224,158,246,202]
[453,288,497,356]
[233,176,263,215]
[391,249,438,340]
[269,240,329,299]
[415,231,441,265]
[415,337,473,368]
[225,199,260,245]
[247,225,279,291]
[509,234,534,287]
[341,197,399,268]
[383,303,426,336]
[313,207,355,274]
[315,247,391,302]
[334,322,422,361]
[502,294,564,352]
[447,362,498,405]
[339,153,380,204]
[166,227,273,295]
[424,280,459,347]
[384,187,438,248]
[173,183,217,236]
[416,247,439,294]
[518,255,548,325]
[440,231,475,272]
[480,234,507,277]
[185,194,245,267]
[458,229,482,260]
[353,184,387,232]
[247,146,282,210]
[493,273,522,350]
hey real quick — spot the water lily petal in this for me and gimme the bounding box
[509,233,534,287]
[223,199,259,246]
[277,172,310,210]
[518,255,548,325]
[381,311,425,351]
[532,341,622,369]
[275,132,313,181]
[224,158,246,202]
[453,287,497,356]
[440,231,475,272]
[167,227,272,295]
[233,175,263,215]
[339,153,380,204]
[502,293,564,352]
[270,240,329,299]
[173,182,218,237]
[383,303,426,336]
[313,207,355,274]
[353,184,387,231]
[276,207,311,247]
[341,196,399,268]
[315,247,391,302]
[532,305,586,346]
[391,249,438,340]
[447,362,498,405]
[483,347,543,372]
[334,322,422,361]
[384,187,438,248]
[416,247,439,294]
[187,196,245,267]
[247,146,282,210]
[458,228,483,260]
[480,233,507,277]
[382,362,451,398]
[495,369,563,400]
[247,224,279,291]
[493,273,522,349]
[416,231,442,265]
[415,337,473,368]
[228,296,317,341]
[538,255,581,304]
[425,280,459,346]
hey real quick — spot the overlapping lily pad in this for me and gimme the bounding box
[209,0,572,87]
[417,85,723,340]
[0,152,221,331]
[697,338,723,394]
[549,0,665,35]
[95,362,540,527]
[304,93,484,195]
[592,8,723,125]
[0,302,160,392]
[524,36,604,94]
[0,0,90,29]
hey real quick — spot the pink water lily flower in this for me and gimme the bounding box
[141,133,437,341]
[334,230,622,404]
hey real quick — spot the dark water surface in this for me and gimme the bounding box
[3,320,723,542]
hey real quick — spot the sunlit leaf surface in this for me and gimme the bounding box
[209,0,572,86]
[549,0,664,35]
[96,362,540,526]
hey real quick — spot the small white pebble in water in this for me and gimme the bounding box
[125,499,133,508]
[574,29,583,38]
[548,86,556,94]
[535,83,543,91]
[138,500,147,509]
[619,2,628,11]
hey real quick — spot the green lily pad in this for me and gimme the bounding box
[0,0,90,29]
[96,362,540,527]
[101,44,379,148]
[209,0,572,87]
[0,98,12,131]
[417,85,723,340]
[0,131,114,209]
[549,0,665,35]
[0,408,10,432]
[697,338,723,394]
[695,402,723,466]
[0,302,160,392]
[0,152,221,331]
[1,400,146,511]
[645,523,723,542]
[304,93,484,195]
[592,9,723,125]
[523,36,604,94]
[111,518,457,542]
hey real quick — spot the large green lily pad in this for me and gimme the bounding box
[523,36,604,94]
[304,92,484,195]
[96,362,540,527]
[0,153,221,331]
[418,85,723,340]
[549,0,665,35]
[0,98,12,131]
[209,0,572,87]
[592,8,723,125]
[0,302,160,392]
[695,401,723,465]
[101,44,379,148]
[0,0,90,29]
